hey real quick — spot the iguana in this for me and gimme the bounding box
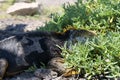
[0,29,96,79]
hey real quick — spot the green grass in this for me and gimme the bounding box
[37,0,120,79]
[2,0,118,79]
[0,0,15,11]
[60,31,120,79]
[1,0,120,79]
[10,0,119,79]
[38,0,120,32]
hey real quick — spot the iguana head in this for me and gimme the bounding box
[64,28,97,43]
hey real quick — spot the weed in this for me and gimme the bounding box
[60,32,120,79]
[38,0,120,32]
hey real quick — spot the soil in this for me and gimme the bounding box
[0,0,77,34]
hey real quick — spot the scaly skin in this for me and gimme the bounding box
[0,29,96,79]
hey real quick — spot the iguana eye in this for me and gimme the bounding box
[68,30,73,36]
[69,30,74,33]
[69,29,76,38]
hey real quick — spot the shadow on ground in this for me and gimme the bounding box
[0,23,27,40]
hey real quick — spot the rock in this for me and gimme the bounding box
[15,0,34,3]
[7,2,39,15]
[35,0,77,6]
[35,0,77,16]
[4,72,39,80]
[52,76,67,80]
[0,0,6,6]
[0,0,6,3]
[4,68,57,80]
[34,68,58,80]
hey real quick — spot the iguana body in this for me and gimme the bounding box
[0,29,96,79]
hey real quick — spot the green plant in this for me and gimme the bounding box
[38,0,120,32]
[0,0,15,11]
[25,64,38,72]
[37,0,120,79]
[71,0,120,32]
[60,32,120,79]
[25,62,46,72]
[38,13,65,32]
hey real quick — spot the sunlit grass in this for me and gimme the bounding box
[60,31,120,79]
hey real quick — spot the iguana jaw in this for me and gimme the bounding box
[67,29,97,43]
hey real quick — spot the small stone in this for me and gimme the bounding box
[7,2,39,16]
[0,0,6,3]
[34,68,58,79]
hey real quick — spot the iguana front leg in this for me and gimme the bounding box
[48,57,79,77]
[0,59,8,80]
[47,57,66,75]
